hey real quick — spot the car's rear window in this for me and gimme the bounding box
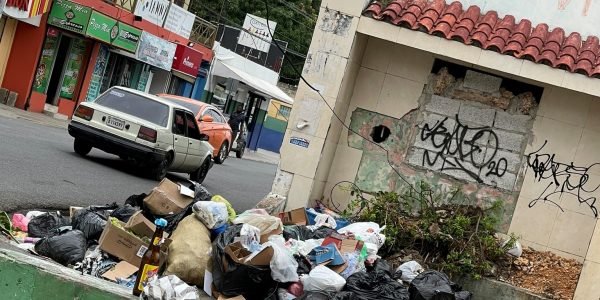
[95,89,169,127]
[160,96,202,116]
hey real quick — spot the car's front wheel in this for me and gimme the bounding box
[190,158,210,184]
[151,153,172,181]
[214,142,229,164]
[74,139,92,156]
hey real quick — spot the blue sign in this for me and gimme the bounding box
[290,137,309,148]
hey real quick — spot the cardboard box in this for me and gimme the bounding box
[277,208,308,225]
[98,219,170,266]
[224,242,273,266]
[125,211,156,239]
[101,261,138,282]
[259,228,283,244]
[322,233,364,254]
[144,179,194,215]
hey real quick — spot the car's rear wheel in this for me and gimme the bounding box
[214,142,229,164]
[74,139,92,156]
[191,158,210,184]
[151,153,172,181]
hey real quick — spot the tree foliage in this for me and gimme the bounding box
[189,0,322,85]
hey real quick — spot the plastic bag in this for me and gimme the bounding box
[398,261,424,284]
[28,212,71,238]
[302,266,346,293]
[264,235,299,283]
[34,229,86,266]
[338,222,386,250]
[340,252,365,279]
[233,210,282,235]
[142,201,195,234]
[165,215,212,286]
[344,271,409,300]
[286,238,324,256]
[109,205,138,222]
[212,224,277,299]
[296,291,358,300]
[212,195,237,222]
[143,275,200,300]
[309,212,337,230]
[240,224,262,252]
[192,201,228,229]
[283,225,335,241]
[409,271,471,300]
[72,205,116,240]
[124,193,146,208]
[193,182,212,202]
[11,214,29,232]
[367,258,393,276]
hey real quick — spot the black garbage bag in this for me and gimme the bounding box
[125,193,146,208]
[409,271,471,300]
[366,258,393,276]
[297,291,358,300]
[295,254,312,275]
[28,212,70,238]
[72,204,117,241]
[212,224,277,300]
[142,201,194,234]
[34,229,87,266]
[344,270,409,300]
[193,182,212,202]
[283,225,336,241]
[110,204,138,222]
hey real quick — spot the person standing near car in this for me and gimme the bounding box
[228,106,246,142]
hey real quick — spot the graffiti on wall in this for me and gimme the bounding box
[526,141,600,217]
[420,114,507,183]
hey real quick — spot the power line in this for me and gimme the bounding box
[275,0,316,22]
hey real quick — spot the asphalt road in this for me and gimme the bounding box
[0,116,276,213]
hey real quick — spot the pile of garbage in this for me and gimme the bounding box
[0,179,473,300]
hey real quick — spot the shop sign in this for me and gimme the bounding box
[172,44,202,77]
[136,31,176,71]
[113,23,141,53]
[86,10,118,44]
[163,4,195,39]
[47,0,91,34]
[133,0,169,27]
[238,14,277,53]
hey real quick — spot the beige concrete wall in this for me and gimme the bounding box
[323,36,434,208]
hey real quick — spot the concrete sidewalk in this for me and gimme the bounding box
[0,104,67,129]
[242,148,280,165]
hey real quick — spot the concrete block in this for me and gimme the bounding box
[458,104,496,127]
[485,149,523,174]
[6,92,17,107]
[0,88,8,104]
[483,171,517,190]
[408,147,445,171]
[463,70,502,93]
[441,159,481,183]
[494,111,531,133]
[492,130,526,152]
[425,95,461,117]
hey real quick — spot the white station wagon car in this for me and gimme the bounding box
[68,87,214,183]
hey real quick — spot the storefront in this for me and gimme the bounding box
[168,44,202,97]
[135,31,177,95]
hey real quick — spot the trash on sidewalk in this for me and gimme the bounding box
[102,261,138,282]
[164,215,212,286]
[278,208,308,225]
[344,270,409,300]
[192,201,228,229]
[143,275,201,300]
[34,228,87,266]
[301,265,346,292]
[408,271,473,300]
[212,195,237,222]
[72,204,116,240]
[11,214,29,232]
[28,212,70,238]
[398,261,424,284]
[233,209,283,243]
[144,179,195,215]
[125,211,160,239]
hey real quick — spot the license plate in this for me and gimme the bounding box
[106,116,125,130]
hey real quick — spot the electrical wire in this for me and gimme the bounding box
[275,0,316,22]
[262,0,420,198]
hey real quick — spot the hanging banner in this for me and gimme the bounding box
[136,31,176,71]
[86,11,118,44]
[133,0,169,27]
[163,4,195,39]
[86,44,110,102]
[33,32,60,94]
[60,38,87,99]
[47,0,92,34]
[113,22,141,53]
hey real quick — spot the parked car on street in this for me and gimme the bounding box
[68,87,214,183]
[158,94,233,164]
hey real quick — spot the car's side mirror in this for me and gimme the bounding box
[201,115,214,123]
[199,133,209,141]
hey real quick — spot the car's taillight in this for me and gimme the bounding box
[74,105,94,121]
[138,126,157,143]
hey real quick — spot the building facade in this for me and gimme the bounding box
[1,0,214,117]
[275,1,600,297]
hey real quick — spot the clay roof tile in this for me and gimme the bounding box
[518,23,549,62]
[504,19,532,54]
[381,0,408,23]
[539,28,566,67]
[399,0,428,29]
[449,5,480,43]
[363,1,384,19]
[431,1,463,38]
[417,0,445,32]
[470,11,498,48]
[556,32,582,72]
[575,36,599,76]
[486,15,515,53]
